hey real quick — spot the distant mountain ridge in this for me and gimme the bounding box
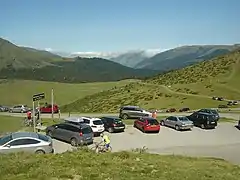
[135,45,240,71]
[0,38,158,83]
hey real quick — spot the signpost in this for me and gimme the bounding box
[32,92,45,132]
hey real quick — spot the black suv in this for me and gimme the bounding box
[187,112,217,129]
[100,116,126,133]
[197,108,220,121]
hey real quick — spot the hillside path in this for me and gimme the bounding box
[139,82,212,99]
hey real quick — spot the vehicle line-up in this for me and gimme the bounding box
[0,105,228,154]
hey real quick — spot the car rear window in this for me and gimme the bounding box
[0,134,12,146]
[38,134,50,142]
[147,119,159,125]
[114,118,123,124]
[93,120,103,125]
[178,117,189,121]
[82,127,93,134]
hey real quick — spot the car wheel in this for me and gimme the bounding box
[160,121,165,126]
[122,114,128,120]
[35,150,45,154]
[133,123,136,128]
[47,131,53,137]
[70,138,78,147]
[200,124,205,129]
[175,125,180,131]
[108,127,114,133]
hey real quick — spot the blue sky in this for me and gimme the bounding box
[1,0,240,52]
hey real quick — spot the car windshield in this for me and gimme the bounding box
[0,134,12,146]
[38,134,50,142]
[82,127,93,134]
[178,117,189,121]
[147,119,159,125]
[93,120,103,125]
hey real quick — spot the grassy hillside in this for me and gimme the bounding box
[0,57,158,83]
[1,150,239,180]
[146,49,240,100]
[135,45,240,71]
[0,38,64,69]
[0,79,132,106]
[62,49,240,112]
[0,38,157,82]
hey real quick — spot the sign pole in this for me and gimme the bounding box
[51,88,54,119]
[38,101,41,126]
[32,101,36,132]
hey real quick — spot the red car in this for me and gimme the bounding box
[133,117,160,133]
[40,104,59,113]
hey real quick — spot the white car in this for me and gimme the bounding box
[64,117,105,135]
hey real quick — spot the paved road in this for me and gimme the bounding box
[52,122,240,165]
[1,112,240,120]
[1,111,240,164]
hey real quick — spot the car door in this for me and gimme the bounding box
[164,116,173,127]
[100,117,108,129]
[0,138,41,153]
[167,116,176,128]
[52,124,70,140]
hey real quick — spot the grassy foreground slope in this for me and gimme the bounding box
[62,49,240,113]
[0,79,132,106]
[0,150,239,180]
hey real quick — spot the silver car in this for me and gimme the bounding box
[46,123,93,146]
[160,116,194,131]
[119,106,152,119]
[9,105,30,113]
[0,132,54,154]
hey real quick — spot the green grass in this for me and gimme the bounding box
[0,79,132,106]
[62,49,240,113]
[61,82,221,113]
[0,149,239,180]
[147,49,240,101]
[0,115,23,134]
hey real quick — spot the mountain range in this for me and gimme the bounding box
[1,37,240,83]
[0,38,158,82]
[49,44,240,71]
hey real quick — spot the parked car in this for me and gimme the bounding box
[217,97,224,101]
[119,106,152,119]
[0,105,9,112]
[187,112,217,129]
[133,117,160,133]
[40,104,59,113]
[100,116,125,133]
[0,132,53,154]
[46,122,93,146]
[197,108,220,121]
[160,116,193,131]
[64,116,104,136]
[227,101,238,106]
[166,108,177,113]
[179,107,190,112]
[237,120,240,129]
[218,104,228,108]
[9,105,30,113]
[212,96,218,100]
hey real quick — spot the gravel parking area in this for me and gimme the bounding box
[52,122,240,164]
